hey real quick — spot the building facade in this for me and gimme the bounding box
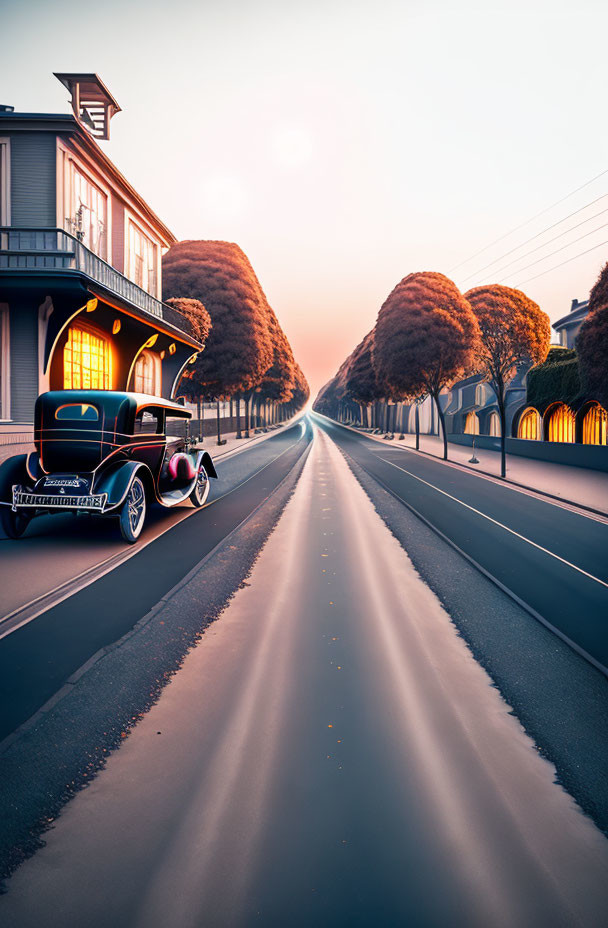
[0,73,200,425]
[443,298,607,452]
[552,298,589,349]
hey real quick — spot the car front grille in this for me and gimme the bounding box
[12,489,107,511]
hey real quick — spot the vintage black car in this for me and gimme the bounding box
[0,391,218,543]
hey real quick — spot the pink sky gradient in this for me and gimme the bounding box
[3,0,608,396]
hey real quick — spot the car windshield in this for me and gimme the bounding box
[55,404,99,421]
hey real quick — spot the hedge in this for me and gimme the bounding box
[526,347,583,413]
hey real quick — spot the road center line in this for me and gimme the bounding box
[376,456,608,590]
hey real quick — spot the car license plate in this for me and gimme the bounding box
[12,489,107,510]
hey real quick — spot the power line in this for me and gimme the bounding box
[495,221,608,283]
[511,238,608,288]
[460,193,608,285]
[472,206,608,283]
[448,166,608,274]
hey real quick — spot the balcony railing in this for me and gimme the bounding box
[0,227,166,321]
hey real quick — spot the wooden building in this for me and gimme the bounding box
[0,73,200,424]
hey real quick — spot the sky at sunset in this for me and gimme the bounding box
[2,0,608,396]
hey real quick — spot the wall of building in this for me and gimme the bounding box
[9,133,56,226]
[9,299,39,421]
[449,431,608,473]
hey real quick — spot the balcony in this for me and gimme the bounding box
[0,227,166,322]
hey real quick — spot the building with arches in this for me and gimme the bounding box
[443,365,529,444]
[512,400,607,447]
[0,74,202,425]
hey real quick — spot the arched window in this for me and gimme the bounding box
[475,384,485,406]
[133,349,161,395]
[464,411,480,435]
[517,407,541,441]
[488,412,500,437]
[63,325,112,390]
[545,403,575,443]
[581,403,607,445]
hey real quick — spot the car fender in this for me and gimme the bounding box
[199,450,218,479]
[95,461,153,510]
[26,452,45,483]
[0,454,31,503]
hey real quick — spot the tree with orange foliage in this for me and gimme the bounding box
[466,285,550,477]
[374,272,480,460]
[256,309,296,425]
[290,363,310,414]
[164,297,212,429]
[164,297,212,345]
[163,241,273,440]
[344,331,381,427]
[314,350,355,421]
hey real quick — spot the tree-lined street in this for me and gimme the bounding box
[2,422,608,928]
[2,4,608,923]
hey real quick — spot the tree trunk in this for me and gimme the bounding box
[216,399,222,444]
[432,391,448,460]
[244,393,251,437]
[236,395,242,439]
[415,404,420,450]
[498,394,507,479]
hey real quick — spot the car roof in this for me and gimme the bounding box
[38,391,192,418]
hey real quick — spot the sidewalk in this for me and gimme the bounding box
[0,418,302,468]
[196,417,302,462]
[339,424,608,516]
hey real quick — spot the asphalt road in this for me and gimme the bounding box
[2,424,608,928]
[315,416,608,673]
[0,421,311,741]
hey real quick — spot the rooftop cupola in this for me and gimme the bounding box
[54,72,121,141]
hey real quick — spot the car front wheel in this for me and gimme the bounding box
[1,506,31,539]
[119,476,146,543]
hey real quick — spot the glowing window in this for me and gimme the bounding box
[582,403,607,446]
[63,326,112,390]
[464,412,479,435]
[475,384,485,406]
[518,408,541,441]
[133,350,161,395]
[55,403,99,421]
[488,412,500,437]
[546,404,575,443]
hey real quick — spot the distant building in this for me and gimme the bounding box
[552,298,589,349]
[0,73,200,424]
[444,366,528,442]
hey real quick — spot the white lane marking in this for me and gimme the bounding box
[0,432,307,639]
[377,456,608,590]
[315,412,608,525]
